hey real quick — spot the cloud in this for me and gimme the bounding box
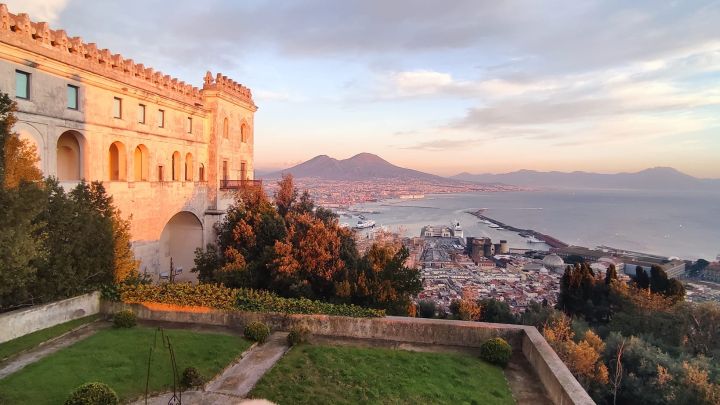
[401,138,483,151]
[5,0,69,23]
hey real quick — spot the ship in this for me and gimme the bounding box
[526,235,544,243]
[354,220,376,229]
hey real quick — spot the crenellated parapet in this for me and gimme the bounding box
[203,71,255,106]
[0,3,203,105]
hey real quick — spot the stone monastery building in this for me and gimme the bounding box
[0,4,258,280]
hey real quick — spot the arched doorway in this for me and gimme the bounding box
[57,131,81,180]
[134,144,149,181]
[159,211,203,282]
[108,141,127,181]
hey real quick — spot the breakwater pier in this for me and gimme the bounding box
[468,210,569,249]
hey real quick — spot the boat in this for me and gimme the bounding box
[526,235,544,243]
[488,223,500,229]
[354,220,376,229]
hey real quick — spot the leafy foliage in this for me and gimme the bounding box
[120,283,237,310]
[287,325,310,346]
[180,367,205,389]
[478,299,517,324]
[0,92,138,312]
[244,321,270,343]
[195,175,420,315]
[479,338,512,367]
[450,299,481,321]
[64,382,118,405]
[112,310,136,329]
[543,316,609,394]
[235,288,385,317]
[118,283,385,317]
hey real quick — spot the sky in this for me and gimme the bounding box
[8,0,720,177]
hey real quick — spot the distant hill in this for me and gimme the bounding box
[264,153,451,181]
[452,167,720,191]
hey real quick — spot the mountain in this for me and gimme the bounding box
[264,153,449,181]
[452,167,720,191]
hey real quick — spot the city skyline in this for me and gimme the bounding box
[10,0,720,177]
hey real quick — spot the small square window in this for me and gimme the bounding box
[113,97,122,118]
[138,104,146,124]
[16,71,30,99]
[67,85,78,110]
[187,117,192,134]
[158,109,165,128]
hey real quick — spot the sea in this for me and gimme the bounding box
[347,189,720,261]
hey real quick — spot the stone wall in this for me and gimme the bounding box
[101,301,595,405]
[0,292,100,343]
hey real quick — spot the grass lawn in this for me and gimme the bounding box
[251,344,515,405]
[0,314,99,361]
[0,326,251,404]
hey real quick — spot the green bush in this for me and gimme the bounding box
[116,283,385,318]
[480,337,512,367]
[287,325,310,346]
[244,321,271,343]
[112,310,136,328]
[180,367,205,389]
[64,382,118,405]
[235,288,385,318]
[117,283,385,318]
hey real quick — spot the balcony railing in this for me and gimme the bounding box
[220,179,263,190]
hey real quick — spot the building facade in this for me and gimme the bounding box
[0,4,257,280]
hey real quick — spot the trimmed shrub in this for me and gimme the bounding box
[180,367,205,389]
[287,325,310,346]
[119,283,236,310]
[235,288,385,318]
[64,382,118,405]
[244,321,270,343]
[112,310,136,328]
[118,283,385,318]
[480,337,512,367]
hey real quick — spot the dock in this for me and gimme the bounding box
[468,210,569,249]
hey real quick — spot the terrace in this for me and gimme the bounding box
[0,292,593,405]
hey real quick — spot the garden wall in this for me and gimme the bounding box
[0,292,100,343]
[102,301,594,405]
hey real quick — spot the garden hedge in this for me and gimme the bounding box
[117,283,385,318]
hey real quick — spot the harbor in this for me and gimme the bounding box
[468,210,569,249]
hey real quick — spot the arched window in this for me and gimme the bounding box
[223,118,229,139]
[185,153,193,181]
[57,131,82,180]
[134,144,149,181]
[108,141,127,181]
[198,163,205,182]
[171,151,181,181]
[240,123,249,143]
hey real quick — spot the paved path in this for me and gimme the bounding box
[206,332,289,397]
[0,321,107,379]
[132,333,289,405]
